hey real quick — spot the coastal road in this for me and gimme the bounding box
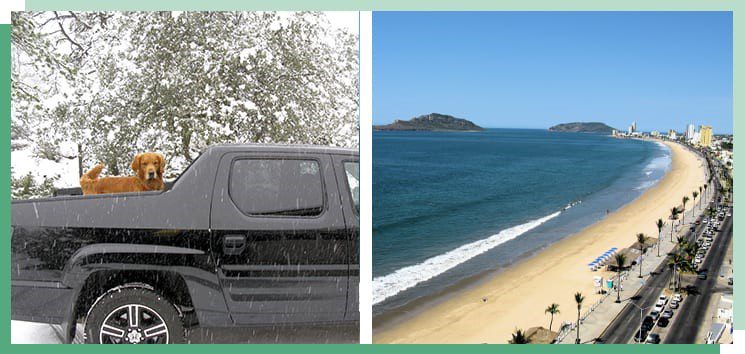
[596,252,674,343]
[664,213,732,343]
[597,198,715,344]
[599,150,726,344]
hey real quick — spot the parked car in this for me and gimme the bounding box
[670,300,679,309]
[698,271,708,280]
[673,293,682,302]
[641,321,655,332]
[634,329,649,343]
[649,310,661,320]
[661,309,674,319]
[646,333,661,344]
[11,144,361,344]
[657,317,670,327]
[657,295,668,305]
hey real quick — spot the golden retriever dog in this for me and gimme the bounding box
[80,152,166,195]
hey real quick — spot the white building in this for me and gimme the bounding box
[717,294,733,323]
[686,123,695,140]
[691,131,701,145]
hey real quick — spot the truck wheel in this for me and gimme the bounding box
[84,287,184,344]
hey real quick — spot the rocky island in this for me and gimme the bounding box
[374,113,484,132]
[548,122,616,134]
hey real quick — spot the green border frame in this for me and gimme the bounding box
[3,0,738,352]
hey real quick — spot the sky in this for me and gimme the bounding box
[373,12,733,134]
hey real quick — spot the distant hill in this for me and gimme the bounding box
[374,113,484,132]
[548,122,616,134]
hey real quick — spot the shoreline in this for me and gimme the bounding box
[373,140,706,343]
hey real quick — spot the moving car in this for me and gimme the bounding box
[11,144,361,344]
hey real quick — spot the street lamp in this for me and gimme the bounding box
[629,301,652,344]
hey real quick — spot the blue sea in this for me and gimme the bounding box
[372,129,671,314]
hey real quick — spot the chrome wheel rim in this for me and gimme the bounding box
[99,304,169,344]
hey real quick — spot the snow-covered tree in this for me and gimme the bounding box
[11,11,358,197]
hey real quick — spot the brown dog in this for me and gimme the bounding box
[80,153,166,195]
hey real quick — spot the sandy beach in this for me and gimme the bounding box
[374,141,706,343]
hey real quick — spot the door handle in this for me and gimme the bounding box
[223,234,247,256]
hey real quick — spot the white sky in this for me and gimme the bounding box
[324,11,359,33]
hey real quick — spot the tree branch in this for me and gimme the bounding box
[53,11,85,52]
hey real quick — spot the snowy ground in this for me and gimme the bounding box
[11,321,64,344]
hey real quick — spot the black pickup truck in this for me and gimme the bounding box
[11,144,360,344]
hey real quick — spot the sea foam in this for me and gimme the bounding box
[372,210,562,305]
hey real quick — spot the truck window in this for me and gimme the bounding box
[229,159,325,217]
[344,161,360,215]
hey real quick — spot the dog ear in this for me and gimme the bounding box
[131,153,142,173]
[157,153,166,176]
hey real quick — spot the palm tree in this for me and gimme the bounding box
[574,292,585,344]
[719,185,726,201]
[668,253,690,291]
[636,233,647,278]
[614,253,627,303]
[545,303,560,332]
[683,242,699,261]
[699,185,703,200]
[682,196,689,224]
[656,219,664,257]
[692,191,699,211]
[676,235,687,248]
[509,328,530,344]
[669,207,680,241]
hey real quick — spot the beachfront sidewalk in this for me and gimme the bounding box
[556,191,713,344]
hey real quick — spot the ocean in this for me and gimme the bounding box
[372,129,671,315]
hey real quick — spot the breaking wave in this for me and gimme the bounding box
[372,210,562,305]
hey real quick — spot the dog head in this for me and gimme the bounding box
[131,152,166,182]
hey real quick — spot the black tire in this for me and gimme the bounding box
[84,287,184,344]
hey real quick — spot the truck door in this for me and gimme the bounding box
[210,152,349,324]
[332,156,359,321]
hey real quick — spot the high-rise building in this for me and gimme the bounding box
[699,125,713,147]
[686,124,695,139]
[668,130,677,140]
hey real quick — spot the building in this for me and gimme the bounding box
[699,125,713,147]
[691,131,701,145]
[686,123,695,140]
[717,294,733,324]
[668,130,677,140]
[651,130,659,137]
